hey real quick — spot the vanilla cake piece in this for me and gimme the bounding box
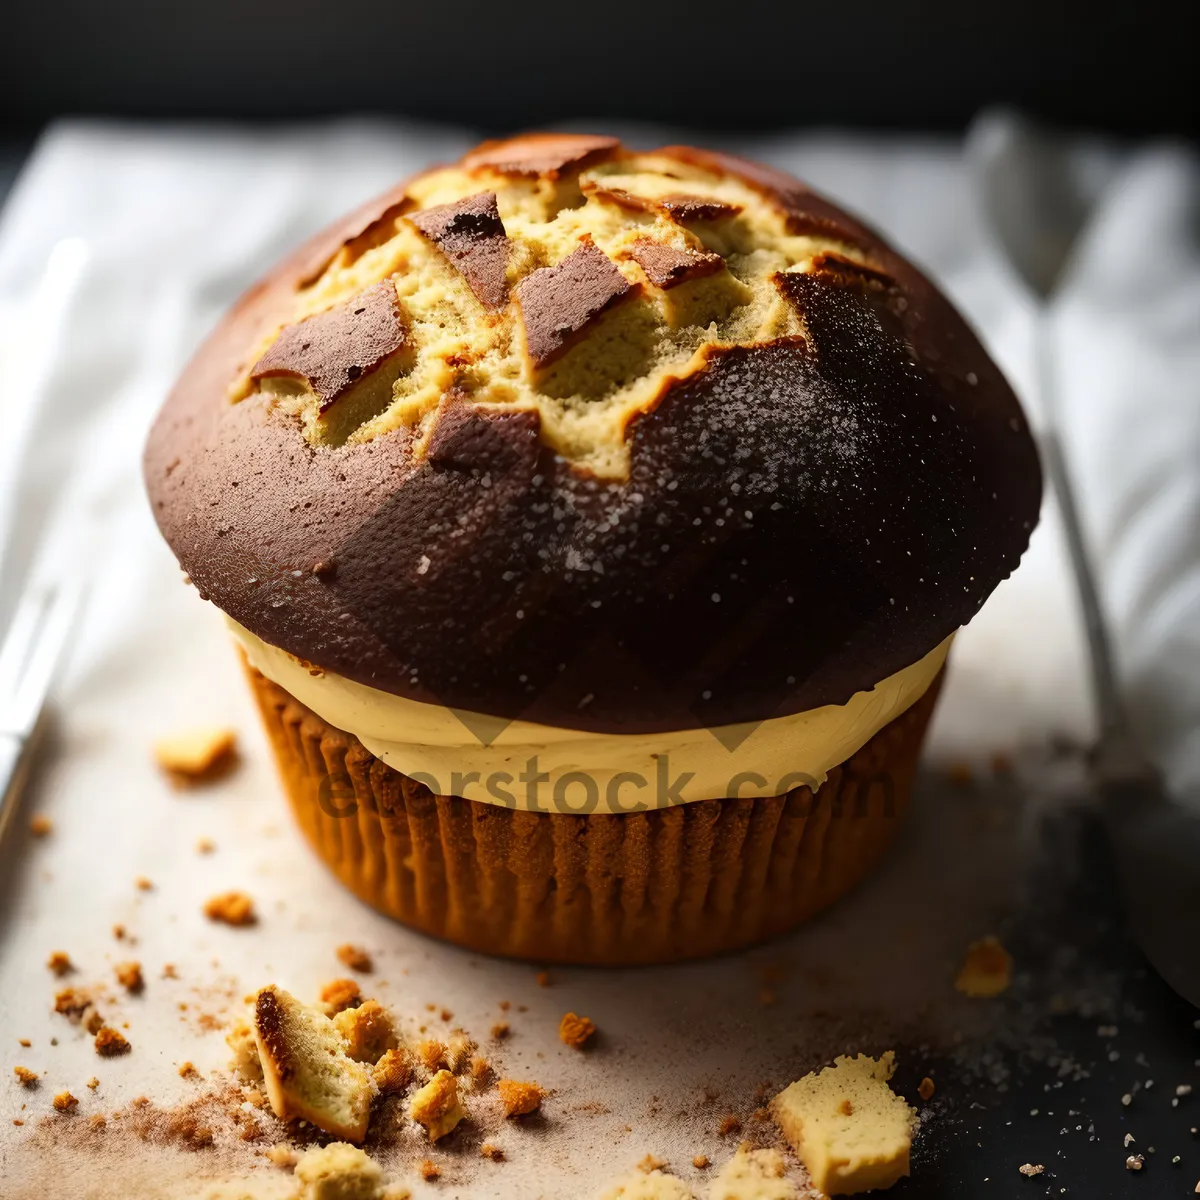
[408,1068,465,1141]
[254,985,373,1142]
[597,1168,696,1199]
[294,1142,384,1200]
[710,1148,799,1200]
[771,1052,916,1195]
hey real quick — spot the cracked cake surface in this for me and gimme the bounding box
[145,133,1041,733]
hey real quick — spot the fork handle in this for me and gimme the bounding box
[0,732,30,842]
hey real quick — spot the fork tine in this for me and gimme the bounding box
[0,586,55,707]
[7,583,82,737]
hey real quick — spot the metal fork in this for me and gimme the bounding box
[0,581,81,841]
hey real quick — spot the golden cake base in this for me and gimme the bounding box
[245,663,942,965]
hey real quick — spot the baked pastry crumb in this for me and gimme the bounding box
[1018,1163,1045,1176]
[917,1077,936,1101]
[162,963,178,979]
[417,1038,447,1073]
[195,837,217,854]
[490,1020,510,1040]
[86,1077,99,1090]
[320,978,362,1014]
[178,1061,198,1078]
[336,944,373,973]
[153,726,238,782]
[204,890,256,927]
[227,1016,264,1082]
[294,1141,384,1200]
[333,1000,398,1064]
[14,1066,38,1087]
[469,1055,490,1085]
[418,1160,439,1181]
[372,1048,411,1095]
[497,1079,544,1117]
[445,1032,476,1073]
[772,1051,916,1195]
[46,951,72,976]
[29,814,53,837]
[710,1147,797,1199]
[599,1167,696,1199]
[409,1069,465,1141]
[265,1143,297,1169]
[95,1027,131,1057]
[18,1038,31,1047]
[112,924,126,940]
[536,970,551,987]
[480,1142,505,1161]
[115,961,145,994]
[955,936,1013,998]
[52,1091,78,1112]
[254,985,373,1143]
[53,986,91,1019]
[83,1006,105,1035]
[135,876,154,892]
[559,1012,596,1049]
[1126,1154,1144,1171]
[692,1155,709,1169]
[639,1154,668,1172]
[718,1115,741,1136]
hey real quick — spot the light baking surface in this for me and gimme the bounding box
[9,116,1194,1197]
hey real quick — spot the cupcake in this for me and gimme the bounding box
[145,133,1041,964]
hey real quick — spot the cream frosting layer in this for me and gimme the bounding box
[230,618,950,814]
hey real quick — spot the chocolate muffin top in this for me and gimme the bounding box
[145,133,1041,734]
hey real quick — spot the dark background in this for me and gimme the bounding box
[4,0,1198,138]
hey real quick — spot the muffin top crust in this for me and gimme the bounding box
[146,133,1042,734]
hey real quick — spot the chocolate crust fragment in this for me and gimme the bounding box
[461,132,620,179]
[626,239,723,290]
[514,236,637,368]
[251,281,407,411]
[145,135,1042,734]
[584,183,742,224]
[406,191,509,310]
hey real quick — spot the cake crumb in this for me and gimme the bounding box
[30,814,53,837]
[480,1142,505,1161]
[95,1026,131,1057]
[162,963,178,979]
[955,935,1013,998]
[1018,1163,1045,1177]
[419,1160,439,1182]
[115,961,145,994]
[559,1012,596,1049]
[46,951,73,976]
[469,1055,491,1085]
[333,1000,397,1064]
[336,944,373,973]
[536,970,552,987]
[86,1077,99,1090]
[416,1038,447,1074]
[204,890,256,926]
[373,1048,411,1095]
[18,1039,31,1047]
[409,1069,465,1141]
[14,1066,38,1087]
[692,1155,709,1169]
[195,837,217,855]
[498,1000,510,1012]
[639,1154,668,1173]
[497,1079,545,1118]
[718,1115,741,1136]
[918,1077,936,1101]
[772,1052,916,1196]
[83,1006,105,1035]
[1126,1155,1144,1171]
[135,876,153,892]
[178,1061,198,1078]
[113,924,126,940]
[294,1141,383,1199]
[319,978,361,1014]
[52,1091,78,1112]
[491,1021,511,1040]
[153,726,238,782]
[265,1144,297,1169]
[53,986,91,1019]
